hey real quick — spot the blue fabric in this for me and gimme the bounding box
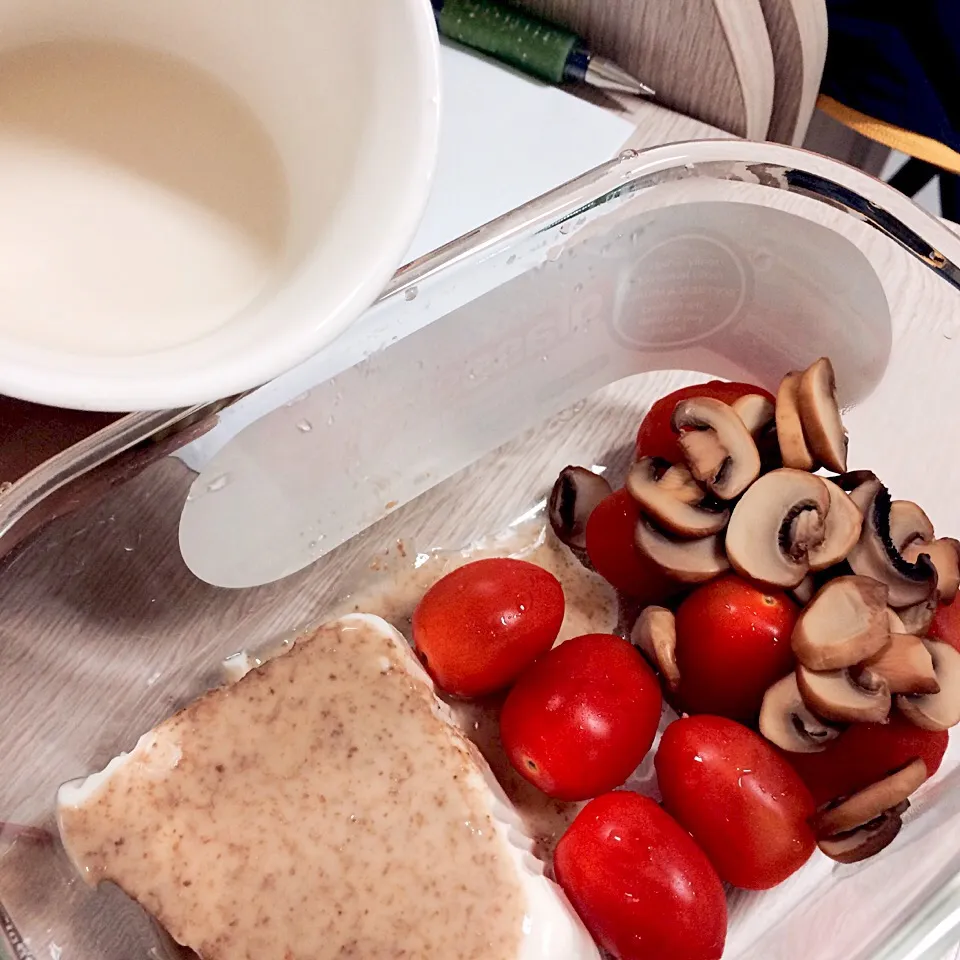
[822,1,960,153]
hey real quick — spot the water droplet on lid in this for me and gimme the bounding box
[404,286,419,301]
[0,481,12,495]
[326,415,335,426]
[207,473,230,493]
[284,391,310,407]
[559,222,574,235]
[573,282,584,294]
[506,254,517,265]
[619,149,638,161]
[296,419,313,433]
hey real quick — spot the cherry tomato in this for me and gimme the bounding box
[554,792,727,960]
[585,488,681,602]
[656,715,816,890]
[783,713,948,806]
[636,381,775,463]
[928,600,960,653]
[673,575,799,723]
[500,634,662,801]
[412,558,564,697]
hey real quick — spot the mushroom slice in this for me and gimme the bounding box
[670,397,761,500]
[790,575,817,606]
[797,357,848,473]
[548,466,612,550]
[904,538,960,604]
[758,673,841,753]
[792,576,889,671]
[896,596,938,636]
[858,634,939,695]
[634,517,729,584]
[807,481,863,572]
[731,393,775,437]
[897,640,960,731]
[888,501,935,552]
[846,478,938,609]
[797,663,891,723]
[725,469,830,588]
[631,606,680,691]
[818,810,904,864]
[626,458,729,539]
[887,608,907,634]
[812,759,927,837]
[776,371,816,471]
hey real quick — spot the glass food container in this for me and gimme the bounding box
[3,139,960,960]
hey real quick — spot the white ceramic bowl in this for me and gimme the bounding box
[0,0,441,411]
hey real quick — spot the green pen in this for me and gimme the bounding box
[432,0,655,97]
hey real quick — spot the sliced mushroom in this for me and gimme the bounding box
[626,458,729,539]
[792,576,889,671]
[631,606,681,691]
[548,466,612,550]
[812,759,927,837]
[897,640,960,731]
[776,371,816,471]
[818,809,904,864]
[731,393,776,436]
[858,634,939,695]
[896,596,938,636]
[797,357,848,473]
[887,608,907,634]
[846,478,938,608]
[791,575,817,606]
[888,501,935,552]
[904,538,960,603]
[807,481,863,571]
[634,517,730,584]
[725,469,830,588]
[797,663,891,723]
[758,673,841,753]
[671,397,761,500]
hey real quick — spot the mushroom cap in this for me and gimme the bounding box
[548,466,612,550]
[812,759,927,837]
[858,634,940,695]
[631,606,680,691]
[797,663,891,723]
[797,357,848,473]
[896,596,938,636]
[888,500,935,552]
[817,809,904,864]
[904,538,960,604]
[776,371,816,471]
[792,576,890,671]
[846,478,938,608]
[790,575,817,606]
[807,481,863,571]
[758,672,841,753]
[897,640,960,731]
[626,458,729,539]
[725,469,830,589]
[671,397,761,500]
[634,516,730,584]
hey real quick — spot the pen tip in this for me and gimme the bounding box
[585,56,656,98]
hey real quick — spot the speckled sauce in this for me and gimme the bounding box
[331,522,620,857]
[58,617,526,960]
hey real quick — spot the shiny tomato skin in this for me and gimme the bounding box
[636,381,775,463]
[585,488,680,602]
[411,558,564,697]
[656,715,816,890]
[784,714,948,806]
[500,634,662,801]
[928,600,960,653]
[554,792,727,960]
[673,575,799,723]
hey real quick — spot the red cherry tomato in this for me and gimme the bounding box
[554,792,727,960]
[636,381,775,463]
[928,600,960,653]
[783,713,948,806]
[656,715,816,890]
[412,558,564,697]
[673,575,799,723]
[585,488,681,602]
[500,634,662,801]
